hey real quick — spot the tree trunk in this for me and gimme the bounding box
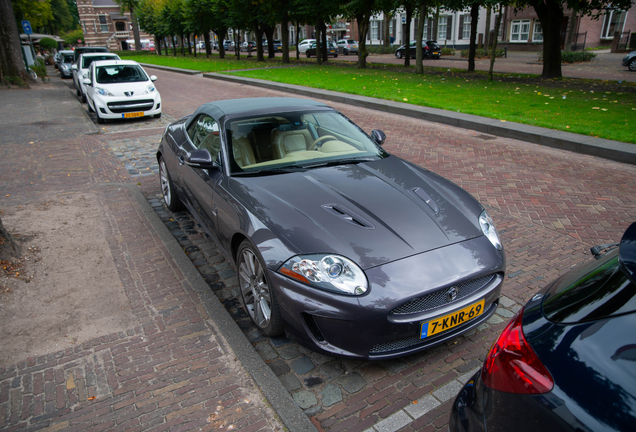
[0,217,21,260]
[315,18,322,65]
[254,23,265,61]
[403,5,412,67]
[172,36,177,56]
[296,21,300,61]
[180,35,185,55]
[356,11,371,69]
[321,22,328,62]
[489,6,502,81]
[186,34,192,55]
[155,35,162,55]
[533,0,563,78]
[282,11,290,64]
[484,5,492,49]
[383,13,391,52]
[130,9,142,51]
[468,3,479,72]
[0,0,29,85]
[415,1,427,74]
[564,10,578,52]
[265,25,275,59]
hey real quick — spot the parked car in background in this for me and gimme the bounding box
[306,41,338,58]
[73,52,120,102]
[54,50,74,69]
[222,40,235,51]
[156,97,505,360]
[72,46,109,63]
[297,39,316,53]
[84,59,161,124]
[240,41,256,52]
[623,51,636,71]
[395,40,441,59]
[336,39,358,55]
[58,53,75,79]
[264,39,282,53]
[450,221,636,432]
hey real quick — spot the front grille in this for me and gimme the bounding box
[107,99,155,113]
[370,300,497,355]
[391,274,496,315]
[303,313,325,341]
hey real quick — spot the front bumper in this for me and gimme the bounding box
[272,236,505,359]
[93,93,162,120]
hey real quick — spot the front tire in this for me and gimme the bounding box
[629,58,636,72]
[95,109,105,124]
[154,112,162,119]
[159,157,184,211]
[396,50,403,59]
[237,240,283,337]
[306,52,310,58]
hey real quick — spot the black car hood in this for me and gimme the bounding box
[229,156,485,269]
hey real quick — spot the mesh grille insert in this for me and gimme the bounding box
[391,274,496,315]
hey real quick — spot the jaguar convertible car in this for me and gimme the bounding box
[157,97,506,359]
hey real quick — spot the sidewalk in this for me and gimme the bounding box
[0,72,314,431]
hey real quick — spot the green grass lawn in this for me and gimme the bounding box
[117,52,636,144]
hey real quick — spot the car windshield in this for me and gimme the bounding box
[62,55,74,63]
[227,110,388,174]
[82,55,117,68]
[95,64,148,84]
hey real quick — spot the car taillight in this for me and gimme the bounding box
[425,45,429,50]
[481,308,554,394]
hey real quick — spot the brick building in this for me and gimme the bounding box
[502,5,636,51]
[76,0,152,51]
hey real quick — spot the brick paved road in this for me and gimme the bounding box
[132,70,635,431]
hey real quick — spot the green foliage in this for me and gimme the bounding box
[366,45,397,54]
[461,48,505,59]
[39,37,58,52]
[31,59,48,80]
[585,46,606,51]
[441,47,455,56]
[61,29,84,45]
[537,51,596,63]
[12,0,53,28]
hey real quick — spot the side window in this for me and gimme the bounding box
[187,115,221,161]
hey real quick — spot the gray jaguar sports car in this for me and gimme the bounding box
[157,97,506,360]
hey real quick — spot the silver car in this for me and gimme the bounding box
[337,39,359,55]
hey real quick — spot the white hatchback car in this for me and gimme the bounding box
[297,39,316,53]
[84,60,161,123]
[72,52,120,103]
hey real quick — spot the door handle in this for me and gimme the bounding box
[178,156,185,166]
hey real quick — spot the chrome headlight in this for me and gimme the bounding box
[144,84,156,94]
[479,210,502,251]
[95,87,114,96]
[279,254,368,296]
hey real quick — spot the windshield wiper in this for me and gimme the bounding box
[300,157,375,169]
[233,166,307,176]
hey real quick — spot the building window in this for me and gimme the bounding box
[371,20,379,40]
[459,14,471,40]
[98,15,108,33]
[510,19,530,42]
[438,16,452,40]
[115,21,126,32]
[532,21,543,42]
[601,9,626,39]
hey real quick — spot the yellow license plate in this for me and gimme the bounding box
[420,299,485,339]
[433,52,439,55]
[123,112,144,118]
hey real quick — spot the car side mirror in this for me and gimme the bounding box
[150,75,157,82]
[83,78,91,86]
[185,149,218,169]
[371,130,386,146]
[71,64,78,70]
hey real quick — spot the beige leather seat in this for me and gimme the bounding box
[232,135,256,167]
[271,127,313,158]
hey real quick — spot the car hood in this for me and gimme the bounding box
[229,156,486,269]
[96,81,152,97]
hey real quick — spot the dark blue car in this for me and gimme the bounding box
[450,221,636,431]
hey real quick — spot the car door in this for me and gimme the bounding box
[177,114,224,236]
[85,65,95,109]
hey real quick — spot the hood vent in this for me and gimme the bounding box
[322,204,375,230]
[411,187,439,214]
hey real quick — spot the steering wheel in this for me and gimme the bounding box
[309,135,337,150]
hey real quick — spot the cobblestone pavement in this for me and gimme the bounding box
[94,69,636,432]
[0,75,288,432]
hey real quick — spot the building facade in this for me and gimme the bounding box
[76,0,152,50]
